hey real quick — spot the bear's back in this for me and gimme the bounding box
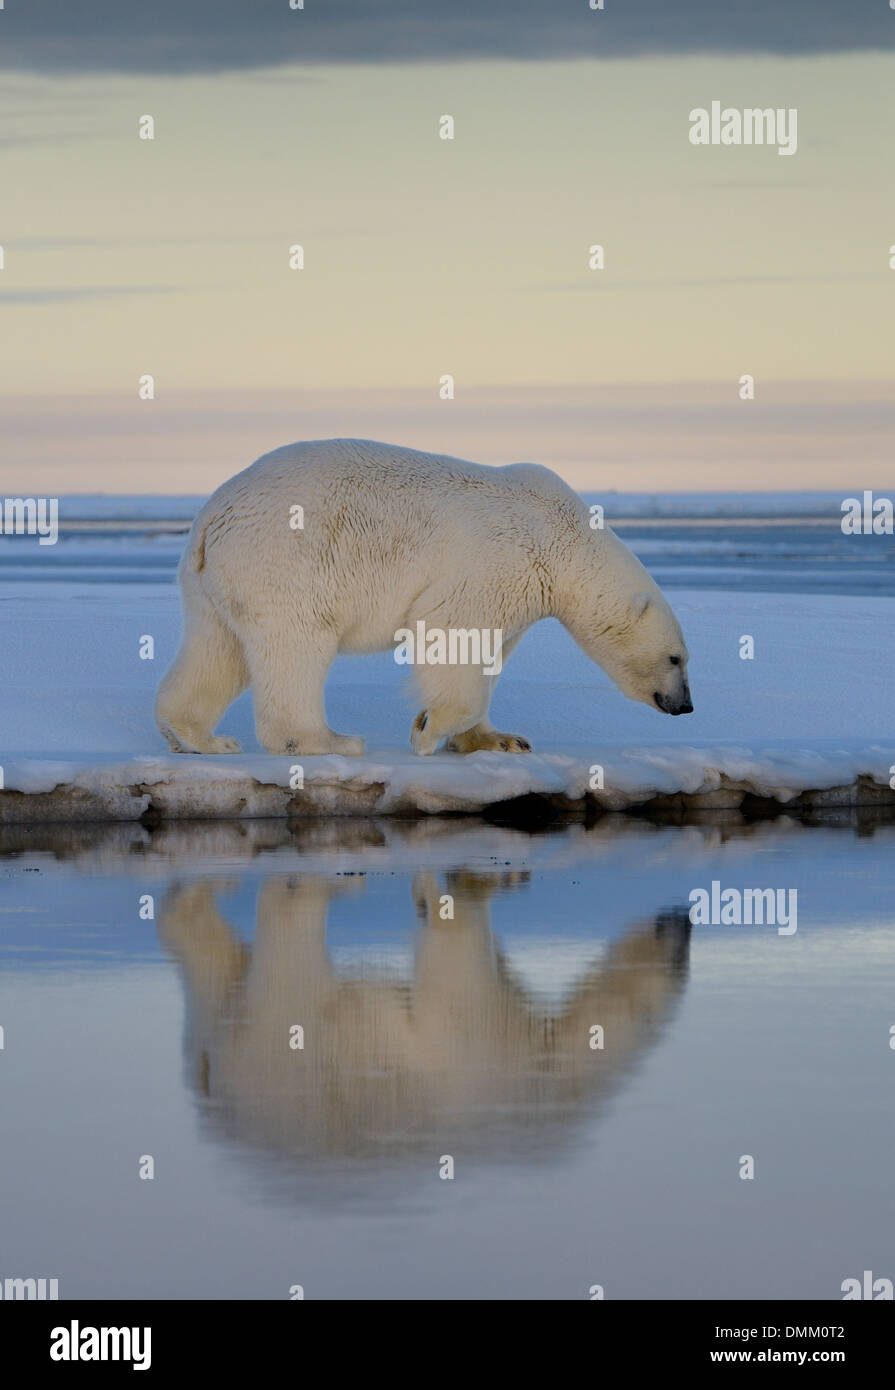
[191,439,588,602]
[205,438,580,533]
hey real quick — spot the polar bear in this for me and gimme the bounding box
[155,438,692,756]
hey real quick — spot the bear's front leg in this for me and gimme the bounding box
[409,637,531,754]
[411,709,531,755]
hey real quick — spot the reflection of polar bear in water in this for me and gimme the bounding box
[158,874,691,1162]
[155,438,693,756]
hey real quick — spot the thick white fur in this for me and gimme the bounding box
[155,438,691,756]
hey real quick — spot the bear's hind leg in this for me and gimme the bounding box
[156,598,248,754]
[241,624,365,756]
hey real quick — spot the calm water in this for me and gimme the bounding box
[1,814,892,1300]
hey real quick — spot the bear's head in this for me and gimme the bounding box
[598,591,693,716]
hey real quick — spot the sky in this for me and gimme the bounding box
[2,3,894,492]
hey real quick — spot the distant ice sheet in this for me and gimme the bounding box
[46,491,849,522]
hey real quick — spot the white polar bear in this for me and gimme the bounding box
[156,438,693,756]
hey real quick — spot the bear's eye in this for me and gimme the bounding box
[669,655,681,666]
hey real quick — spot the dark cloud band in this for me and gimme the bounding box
[2,1,892,74]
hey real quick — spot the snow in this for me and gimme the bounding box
[0,580,892,822]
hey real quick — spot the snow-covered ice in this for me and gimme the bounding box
[0,579,892,821]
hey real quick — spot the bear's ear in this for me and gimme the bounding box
[630,593,652,621]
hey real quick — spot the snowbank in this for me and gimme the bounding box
[1,744,892,824]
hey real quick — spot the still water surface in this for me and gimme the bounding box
[0,814,891,1299]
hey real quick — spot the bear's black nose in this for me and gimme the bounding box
[655,691,694,715]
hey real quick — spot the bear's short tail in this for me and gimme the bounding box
[179,501,238,583]
[180,505,218,575]
[180,513,211,580]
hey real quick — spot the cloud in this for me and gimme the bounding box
[0,131,102,148]
[2,1,892,74]
[3,382,893,493]
[0,286,183,304]
[536,272,889,292]
[7,236,269,248]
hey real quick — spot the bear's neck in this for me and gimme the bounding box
[552,526,655,642]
